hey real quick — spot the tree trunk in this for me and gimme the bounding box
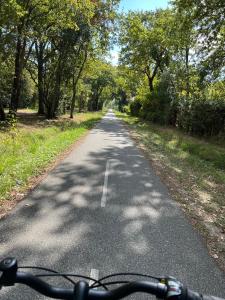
[10,1,32,113]
[145,63,160,93]
[54,62,62,116]
[78,91,85,112]
[147,76,154,92]
[92,93,99,111]
[63,101,66,114]
[70,48,88,118]
[36,42,45,115]
[45,105,54,119]
[91,88,103,111]
[10,35,25,112]
[45,56,62,119]
[70,76,77,118]
[185,46,190,97]
[0,100,6,121]
[38,87,45,115]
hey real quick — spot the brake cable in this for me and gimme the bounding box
[91,272,161,288]
[19,266,108,290]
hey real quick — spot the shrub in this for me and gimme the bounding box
[176,96,225,136]
[138,75,174,125]
[130,99,142,116]
[139,92,170,124]
[127,73,225,137]
[123,105,130,114]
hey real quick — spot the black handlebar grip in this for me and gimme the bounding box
[0,258,18,287]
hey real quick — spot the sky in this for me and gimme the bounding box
[119,0,169,12]
[109,0,169,65]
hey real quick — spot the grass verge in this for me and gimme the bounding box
[0,112,103,213]
[116,111,225,272]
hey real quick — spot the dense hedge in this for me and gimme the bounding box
[176,97,225,136]
[129,91,225,137]
[130,99,142,116]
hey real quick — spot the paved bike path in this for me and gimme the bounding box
[0,112,225,299]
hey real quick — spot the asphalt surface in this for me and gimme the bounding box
[0,111,225,299]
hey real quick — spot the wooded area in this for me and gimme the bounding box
[117,0,225,137]
[0,0,119,120]
[0,0,225,137]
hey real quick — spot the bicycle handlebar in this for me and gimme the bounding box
[15,272,166,300]
[0,257,224,300]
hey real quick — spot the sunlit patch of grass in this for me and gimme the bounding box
[17,108,38,113]
[0,112,103,202]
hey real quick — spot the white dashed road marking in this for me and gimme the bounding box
[89,269,99,287]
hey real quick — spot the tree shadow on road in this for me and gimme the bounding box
[0,116,225,299]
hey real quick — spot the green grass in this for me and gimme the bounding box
[0,112,103,202]
[116,112,225,178]
[116,111,225,232]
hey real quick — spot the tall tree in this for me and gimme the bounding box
[119,10,173,92]
[172,0,225,81]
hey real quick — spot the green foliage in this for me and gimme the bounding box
[0,112,102,201]
[119,9,174,92]
[130,99,142,116]
[172,0,225,81]
[84,60,115,111]
[117,2,225,138]
[133,81,225,136]
[0,0,119,119]
[176,97,225,136]
[1,0,225,137]
[117,112,225,172]
[123,105,130,114]
[140,75,173,124]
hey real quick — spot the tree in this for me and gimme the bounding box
[172,0,225,81]
[119,10,173,93]
[116,4,225,136]
[26,0,94,118]
[84,60,115,111]
[0,0,119,119]
[113,66,140,111]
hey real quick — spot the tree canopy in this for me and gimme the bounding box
[116,1,225,136]
[0,0,119,119]
[0,0,224,137]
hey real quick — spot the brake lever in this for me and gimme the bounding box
[160,276,184,300]
[0,257,18,289]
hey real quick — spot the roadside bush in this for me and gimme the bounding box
[176,97,225,136]
[127,73,225,137]
[139,92,172,125]
[130,99,142,116]
[123,105,130,114]
[139,75,174,125]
